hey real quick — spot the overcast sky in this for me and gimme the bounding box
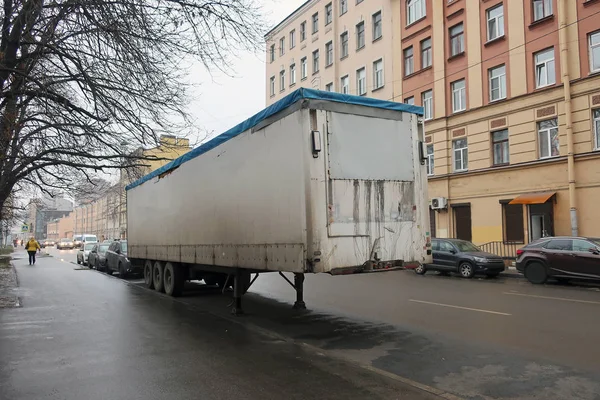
[185,0,305,145]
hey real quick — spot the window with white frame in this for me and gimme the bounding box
[451,79,466,113]
[279,70,285,91]
[407,0,426,25]
[325,82,334,92]
[279,37,285,56]
[590,31,600,73]
[533,0,552,22]
[341,32,349,58]
[290,64,296,85]
[301,57,308,79]
[535,48,555,88]
[340,0,348,15]
[486,4,504,41]
[326,41,334,66]
[356,22,365,49]
[404,46,414,76]
[404,97,414,105]
[489,65,506,102]
[269,76,275,96]
[357,67,366,95]
[450,23,464,56]
[453,138,468,172]
[594,109,600,149]
[300,21,306,41]
[312,13,319,34]
[325,3,332,25]
[313,50,320,73]
[373,59,384,89]
[290,30,296,49]
[492,129,509,165]
[422,90,433,120]
[270,44,275,62]
[373,11,382,40]
[421,38,432,68]
[426,144,434,176]
[538,118,559,158]
[341,75,349,94]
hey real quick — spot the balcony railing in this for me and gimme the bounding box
[479,241,522,260]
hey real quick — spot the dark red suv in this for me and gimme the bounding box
[516,237,600,284]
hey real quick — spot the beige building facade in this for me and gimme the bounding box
[266,0,600,250]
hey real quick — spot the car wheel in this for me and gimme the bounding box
[119,262,128,279]
[106,263,113,275]
[525,262,547,284]
[77,257,81,265]
[95,260,101,272]
[459,262,475,279]
[153,261,165,293]
[415,264,427,275]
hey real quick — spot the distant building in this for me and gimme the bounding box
[27,197,72,239]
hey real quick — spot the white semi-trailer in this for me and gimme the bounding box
[126,89,432,314]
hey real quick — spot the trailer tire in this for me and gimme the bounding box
[153,261,165,293]
[144,260,154,289]
[164,262,185,297]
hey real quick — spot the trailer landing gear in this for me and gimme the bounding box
[278,272,307,310]
[231,270,255,316]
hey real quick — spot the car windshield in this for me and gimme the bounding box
[99,244,110,254]
[84,243,95,251]
[454,241,480,252]
[85,236,97,242]
[120,241,127,253]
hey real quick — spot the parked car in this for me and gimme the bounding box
[516,236,600,284]
[88,243,111,271]
[106,240,139,278]
[82,234,98,244]
[56,238,74,250]
[76,242,97,266]
[415,238,506,278]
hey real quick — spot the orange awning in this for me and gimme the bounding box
[509,191,556,205]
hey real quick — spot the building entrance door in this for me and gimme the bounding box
[529,202,554,241]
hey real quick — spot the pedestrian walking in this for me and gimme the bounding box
[26,237,41,265]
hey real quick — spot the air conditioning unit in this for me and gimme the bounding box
[431,197,448,210]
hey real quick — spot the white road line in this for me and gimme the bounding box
[503,292,600,305]
[408,299,511,316]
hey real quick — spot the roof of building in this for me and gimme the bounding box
[265,0,314,39]
[126,88,424,191]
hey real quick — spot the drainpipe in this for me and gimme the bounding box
[558,0,577,236]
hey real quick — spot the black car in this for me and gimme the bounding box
[88,242,111,271]
[106,240,140,278]
[415,238,505,278]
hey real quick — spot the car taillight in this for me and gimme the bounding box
[516,249,524,256]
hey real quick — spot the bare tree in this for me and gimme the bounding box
[0,0,264,221]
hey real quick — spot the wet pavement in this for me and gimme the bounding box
[0,251,442,400]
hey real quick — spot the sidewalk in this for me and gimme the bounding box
[0,253,19,308]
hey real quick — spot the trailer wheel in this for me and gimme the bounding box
[153,261,164,293]
[164,262,185,297]
[144,260,154,289]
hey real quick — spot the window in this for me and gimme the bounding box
[341,75,349,94]
[279,37,285,56]
[451,79,466,113]
[489,65,506,101]
[453,138,468,171]
[325,82,334,92]
[356,22,365,49]
[300,21,307,41]
[269,76,275,96]
[312,50,320,73]
[270,44,275,62]
[422,90,433,120]
[279,70,285,91]
[290,30,296,49]
[450,23,464,56]
[533,0,552,22]
[594,109,600,149]
[326,41,333,66]
[404,97,415,105]
[421,38,432,68]
[373,11,382,40]
[340,0,348,15]
[341,32,349,58]
[373,59,384,89]
[589,31,600,73]
[290,64,296,86]
[503,203,524,243]
[545,239,572,251]
[325,3,332,25]
[357,67,366,95]
[486,4,504,41]
[426,144,434,176]
[301,57,308,79]
[492,129,509,165]
[573,239,597,252]
[312,13,319,34]
[535,48,555,88]
[407,0,426,25]
[404,46,414,76]
[538,119,559,158]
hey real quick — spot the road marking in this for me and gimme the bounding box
[409,299,511,316]
[503,292,600,305]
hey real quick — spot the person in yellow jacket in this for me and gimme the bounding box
[26,237,41,265]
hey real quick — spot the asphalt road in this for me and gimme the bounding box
[0,248,443,400]
[16,247,600,400]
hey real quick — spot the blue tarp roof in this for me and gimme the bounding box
[126,88,424,191]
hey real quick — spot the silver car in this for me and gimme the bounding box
[77,242,96,266]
